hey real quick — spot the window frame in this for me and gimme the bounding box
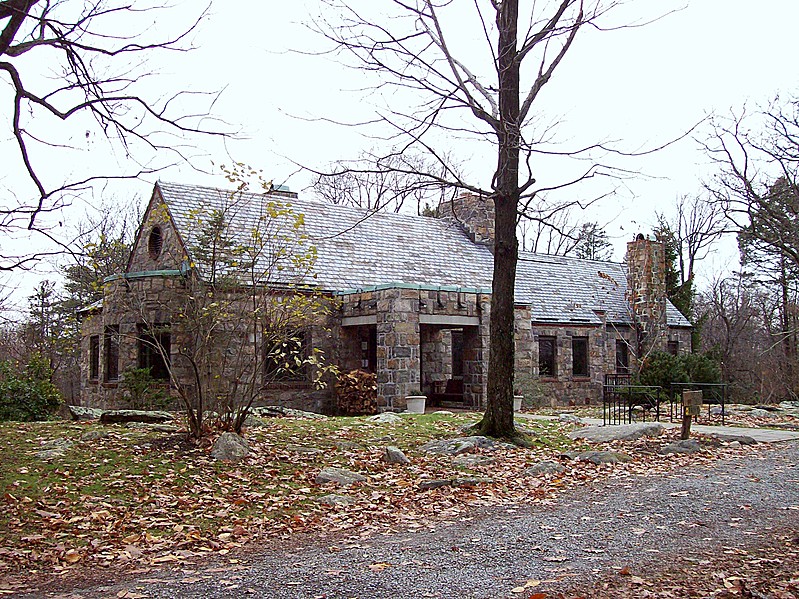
[103,325,120,382]
[89,335,100,381]
[572,336,589,378]
[137,323,171,381]
[538,335,557,379]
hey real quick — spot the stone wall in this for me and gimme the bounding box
[436,193,495,248]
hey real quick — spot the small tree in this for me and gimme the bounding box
[0,353,61,421]
[129,166,337,438]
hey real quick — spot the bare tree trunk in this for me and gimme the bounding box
[477,0,520,440]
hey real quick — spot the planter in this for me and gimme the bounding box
[405,395,427,414]
[513,395,524,412]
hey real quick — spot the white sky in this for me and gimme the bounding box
[4,0,799,307]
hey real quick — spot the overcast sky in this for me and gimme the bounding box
[4,0,799,304]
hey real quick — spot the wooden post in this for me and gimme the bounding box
[681,390,702,440]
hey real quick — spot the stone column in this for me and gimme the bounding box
[376,288,421,409]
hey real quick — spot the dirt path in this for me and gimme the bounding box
[21,441,799,599]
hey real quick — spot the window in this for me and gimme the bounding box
[265,331,308,382]
[667,339,679,356]
[147,226,163,259]
[572,336,589,377]
[104,326,120,382]
[138,324,171,380]
[451,329,464,379]
[615,340,630,374]
[538,336,556,378]
[89,335,100,381]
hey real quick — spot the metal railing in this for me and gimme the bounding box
[668,382,728,425]
[602,374,662,425]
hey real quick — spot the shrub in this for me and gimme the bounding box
[335,369,378,416]
[638,351,722,393]
[120,367,169,410]
[0,353,61,421]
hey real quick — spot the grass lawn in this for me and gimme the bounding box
[0,411,747,585]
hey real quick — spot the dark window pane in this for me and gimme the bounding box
[89,335,100,381]
[615,340,629,374]
[539,336,556,378]
[451,329,464,379]
[667,340,679,356]
[104,326,120,382]
[572,336,589,377]
[138,324,170,380]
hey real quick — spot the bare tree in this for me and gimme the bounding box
[315,0,650,439]
[0,0,227,270]
[705,97,799,270]
[314,151,450,215]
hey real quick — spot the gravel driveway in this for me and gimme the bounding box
[32,441,799,599]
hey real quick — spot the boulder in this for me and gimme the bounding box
[713,433,758,445]
[451,455,496,468]
[749,408,777,419]
[558,413,583,424]
[525,460,566,476]
[419,435,501,456]
[563,450,632,465]
[99,410,173,425]
[318,494,356,506]
[316,467,367,486]
[418,479,452,491]
[251,406,327,420]
[80,430,109,441]
[366,413,404,425]
[569,422,664,442]
[210,432,250,463]
[659,439,702,455]
[68,405,104,421]
[384,446,410,465]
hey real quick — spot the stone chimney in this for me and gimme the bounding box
[436,192,495,249]
[625,235,667,346]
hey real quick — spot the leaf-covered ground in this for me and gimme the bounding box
[0,412,761,594]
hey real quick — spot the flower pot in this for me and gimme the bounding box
[513,395,523,412]
[405,395,427,414]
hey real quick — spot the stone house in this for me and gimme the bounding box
[79,181,691,412]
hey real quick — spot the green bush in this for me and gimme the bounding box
[638,351,722,391]
[120,367,169,410]
[0,353,62,421]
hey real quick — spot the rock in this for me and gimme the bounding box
[210,432,250,462]
[384,446,410,465]
[727,441,742,449]
[42,438,74,450]
[251,406,327,420]
[714,434,758,445]
[68,405,104,421]
[419,435,499,456]
[709,406,725,416]
[80,430,109,441]
[418,479,452,491]
[366,413,404,425]
[316,466,367,486]
[431,410,455,415]
[418,476,492,490]
[563,450,632,465]
[452,476,493,487]
[451,455,496,468]
[525,460,566,476]
[569,422,665,442]
[317,494,356,506]
[125,422,179,433]
[335,441,360,451]
[243,415,268,428]
[100,410,174,425]
[659,439,702,455]
[749,408,777,419]
[286,445,324,455]
[36,449,65,460]
[558,413,583,424]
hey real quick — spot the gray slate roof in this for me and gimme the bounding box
[156,182,690,328]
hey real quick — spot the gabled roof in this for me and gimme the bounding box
[156,181,691,328]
